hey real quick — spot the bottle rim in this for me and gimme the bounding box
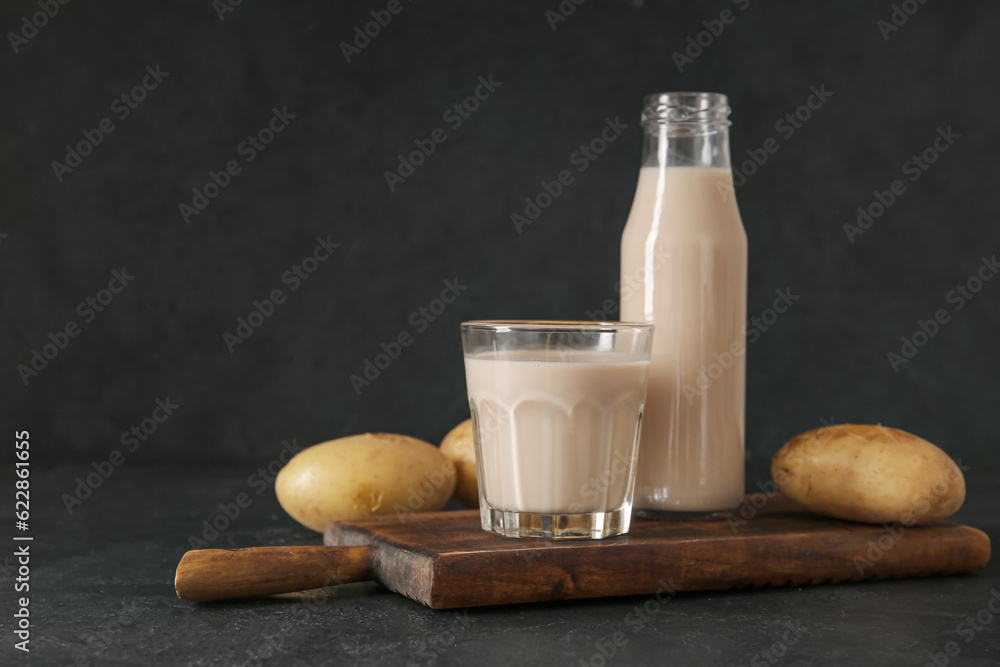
[642,92,731,126]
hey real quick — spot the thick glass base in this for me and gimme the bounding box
[481,503,631,540]
[633,508,729,521]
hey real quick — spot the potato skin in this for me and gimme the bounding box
[276,433,456,532]
[772,424,965,525]
[440,419,478,508]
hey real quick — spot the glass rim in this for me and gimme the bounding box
[461,320,652,333]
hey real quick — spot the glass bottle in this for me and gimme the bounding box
[620,92,747,518]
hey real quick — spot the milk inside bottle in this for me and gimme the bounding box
[619,92,748,517]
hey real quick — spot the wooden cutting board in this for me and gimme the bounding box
[175,494,990,608]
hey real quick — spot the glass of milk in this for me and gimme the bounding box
[461,321,653,539]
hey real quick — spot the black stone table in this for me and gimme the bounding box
[4,464,999,666]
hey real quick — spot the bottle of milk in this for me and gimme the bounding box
[620,92,748,518]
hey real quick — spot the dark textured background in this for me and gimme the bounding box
[3,3,1000,666]
[3,0,998,486]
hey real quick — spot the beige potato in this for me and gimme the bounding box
[276,433,456,532]
[440,419,478,508]
[772,423,965,525]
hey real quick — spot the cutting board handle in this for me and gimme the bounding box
[175,546,373,602]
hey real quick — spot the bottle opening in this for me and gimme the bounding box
[638,92,732,168]
[642,92,731,127]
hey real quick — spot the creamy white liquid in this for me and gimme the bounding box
[464,352,649,514]
[620,166,747,512]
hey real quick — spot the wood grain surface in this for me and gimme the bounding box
[324,494,991,608]
[175,494,990,607]
[175,545,373,602]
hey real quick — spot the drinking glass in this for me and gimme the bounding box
[461,320,653,539]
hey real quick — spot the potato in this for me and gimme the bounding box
[772,424,965,525]
[276,433,456,532]
[440,419,478,508]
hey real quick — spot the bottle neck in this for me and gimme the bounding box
[641,124,731,169]
[640,92,732,169]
